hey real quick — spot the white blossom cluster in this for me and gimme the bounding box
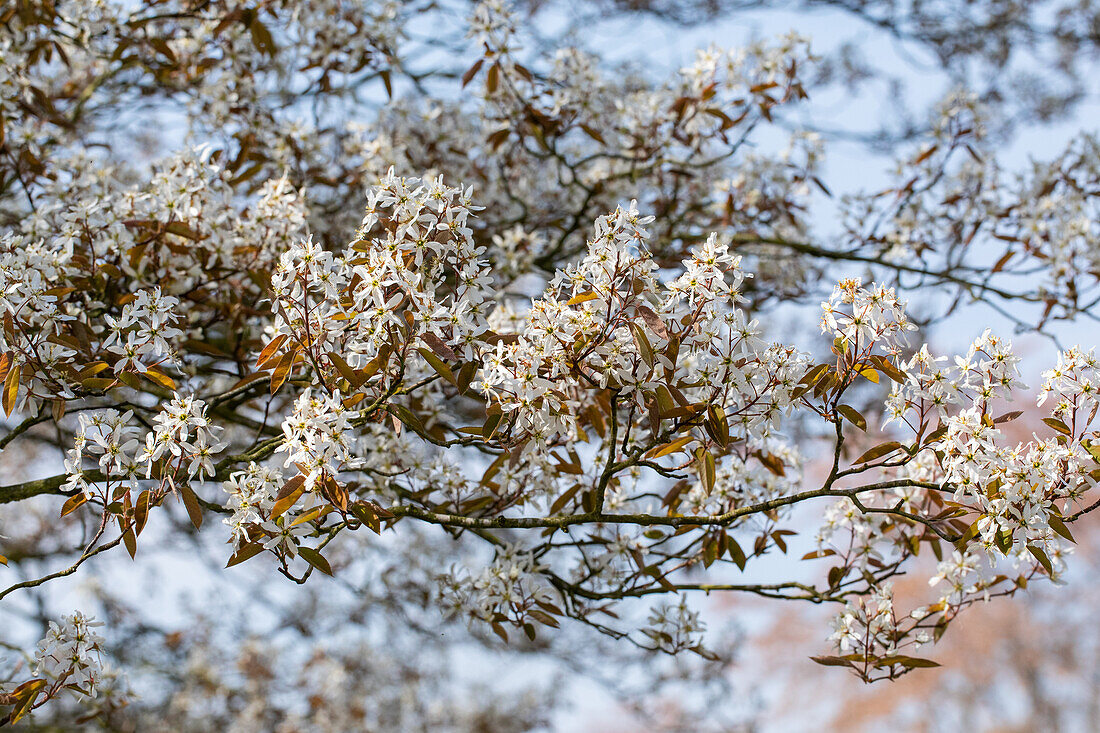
[815,497,896,572]
[440,546,559,628]
[642,599,708,655]
[223,462,285,551]
[63,409,142,495]
[927,550,982,607]
[1037,345,1100,422]
[564,527,646,589]
[32,612,106,698]
[847,92,1100,328]
[63,394,225,498]
[829,583,935,669]
[475,208,655,442]
[0,146,309,420]
[817,284,1098,666]
[665,236,807,443]
[277,389,362,491]
[222,459,319,559]
[469,0,519,62]
[684,444,803,520]
[123,150,310,293]
[269,169,494,373]
[829,584,900,657]
[0,3,120,164]
[0,232,78,412]
[480,204,808,455]
[288,0,404,75]
[820,277,916,356]
[103,288,184,374]
[4,0,1100,712]
[680,34,812,125]
[910,341,1086,563]
[140,394,227,484]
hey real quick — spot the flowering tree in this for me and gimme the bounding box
[558,0,1100,137]
[2,0,1100,727]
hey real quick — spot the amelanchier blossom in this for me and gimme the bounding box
[3,0,1100,726]
[0,612,128,724]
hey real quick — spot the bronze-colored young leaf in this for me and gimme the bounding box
[810,655,857,668]
[646,435,694,459]
[418,347,456,386]
[1049,514,1076,543]
[226,542,265,568]
[628,321,655,369]
[144,368,176,390]
[859,366,879,383]
[566,291,598,306]
[122,525,137,559]
[1028,544,1055,575]
[853,441,904,464]
[727,537,747,570]
[461,58,484,87]
[134,490,152,535]
[7,678,47,725]
[298,546,333,576]
[256,334,288,368]
[1043,417,1072,436]
[421,332,459,362]
[60,493,88,518]
[837,404,867,431]
[179,484,204,529]
[2,363,19,416]
[868,354,907,384]
[269,351,295,395]
[270,480,305,520]
[327,350,361,388]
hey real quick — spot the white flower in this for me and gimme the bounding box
[33,612,106,697]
